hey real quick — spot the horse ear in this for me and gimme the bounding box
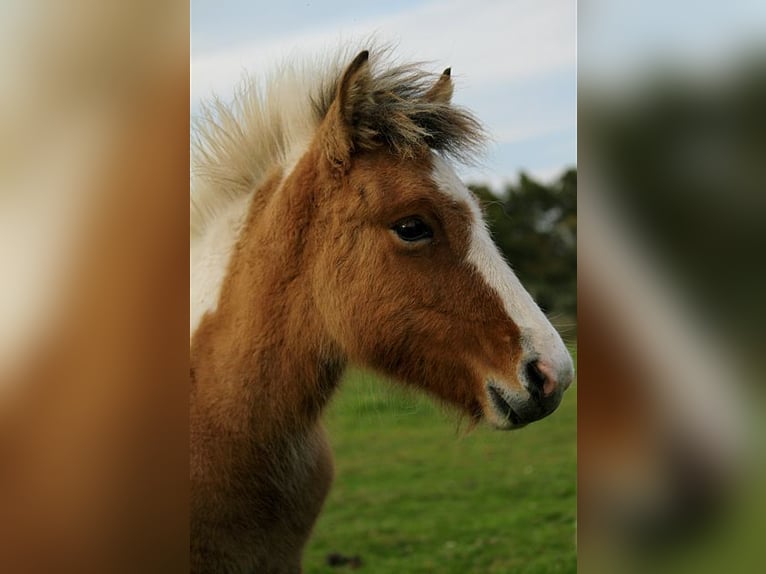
[424,68,453,104]
[337,50,372,124]
[323,50,372,170]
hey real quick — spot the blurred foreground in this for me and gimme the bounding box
[579,2,765,572]
[0,3,189,573]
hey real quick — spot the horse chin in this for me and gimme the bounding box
[483,380,529,431]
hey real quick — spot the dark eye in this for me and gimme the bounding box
[391,217,433,242]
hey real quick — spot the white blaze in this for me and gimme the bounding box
[431,156,573,385]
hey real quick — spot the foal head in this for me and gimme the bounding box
[296,51,573,429]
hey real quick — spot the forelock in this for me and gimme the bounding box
[313,53,486,164]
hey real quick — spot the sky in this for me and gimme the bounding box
[580,0,766,82]
[190,0,577,188]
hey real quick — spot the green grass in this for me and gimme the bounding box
[304,356,577,574]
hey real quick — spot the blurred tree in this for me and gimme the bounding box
[469,169,577,327]
[581,62,766,357]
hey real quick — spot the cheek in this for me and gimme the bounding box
[311,229,390,341]
[353,263,509,366]
[312,224,517,373]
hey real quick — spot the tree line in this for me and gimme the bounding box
[469,168,576,331]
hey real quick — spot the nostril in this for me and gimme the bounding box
[524,361,545,401]
[524,360,557,400]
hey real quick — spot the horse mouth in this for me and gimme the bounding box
[486,382,525,428]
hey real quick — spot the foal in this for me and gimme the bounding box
[190,49,573,573]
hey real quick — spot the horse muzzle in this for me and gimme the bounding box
[484,356,573,429]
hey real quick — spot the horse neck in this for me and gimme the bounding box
[191,158,346,442]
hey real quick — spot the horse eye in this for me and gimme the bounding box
[391,217,433,242]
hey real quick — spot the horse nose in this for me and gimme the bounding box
[523,358,573,402]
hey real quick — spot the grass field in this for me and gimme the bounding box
[304,354,577,573]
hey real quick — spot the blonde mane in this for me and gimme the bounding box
[190,46,485,239]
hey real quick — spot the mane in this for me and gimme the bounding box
[191,46,486,238]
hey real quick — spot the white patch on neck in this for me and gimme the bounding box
[190,192,252,337]
[190,136,312,340]
[431,155,573,382]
